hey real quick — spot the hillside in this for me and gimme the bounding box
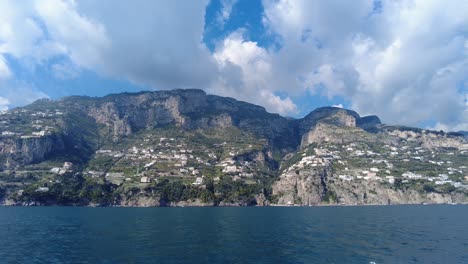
[0,89,467,206]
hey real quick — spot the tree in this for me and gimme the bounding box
[394,178,403,189]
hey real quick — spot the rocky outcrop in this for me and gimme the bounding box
[357,115,381,131]
[272,166,468,206]
[298,107,359,135]
[386,128,468,150]
[83,89,298,150]
[185,113,233,129]
[87,93,188,138]
[458,131,468,140]
[300,123,377,148]
[118,195,162,207]
[0,134,65,168]
[420,133,468,150]
[272,167,325,205]
[298,107,385,148]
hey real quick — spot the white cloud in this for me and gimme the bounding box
[0,1,295,115]
[52,60,80,80]
[0,0,217,108]
[212,31,297,115]
[0,80,48,108]
[0,96,10,111]
[306,64,348,99]
[332,104,343,108]
[217,0,238,27]
[73,0,215,89]
[0,55,11,79]
[34,0,110,70]
[347,0,468,129]
[0,0,95,107]
[0,0,66,61]
[261,0,468,130]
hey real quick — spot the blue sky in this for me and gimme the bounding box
[0,0,467,131]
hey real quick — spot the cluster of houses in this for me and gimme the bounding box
[1,130,53,139]
[285,142,468,190]
[283,148,338,180]
[337,142,467,188]
[400,171,468,188]
[215,157,254,179]
[89,135,259,186]
[50,162,74,175]
[0,108,60,138]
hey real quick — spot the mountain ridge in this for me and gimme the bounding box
[0,89,467,206]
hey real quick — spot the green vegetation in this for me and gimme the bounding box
[322,190,338,203]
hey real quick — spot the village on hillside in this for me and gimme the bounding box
[284,140,468,192]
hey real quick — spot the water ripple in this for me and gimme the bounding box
[0,205,467,263]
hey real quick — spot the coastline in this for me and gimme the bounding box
[1,201,467,207]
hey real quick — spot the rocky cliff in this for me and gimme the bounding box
[0,133,65,169]
[273,162,467,206]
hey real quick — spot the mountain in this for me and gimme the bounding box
[458,131,468,140]
[0,89,467,206]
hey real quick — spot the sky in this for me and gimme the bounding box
[0,0,467,131]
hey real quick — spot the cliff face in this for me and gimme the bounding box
[272,166,468,206]
[385,128,468,150]
[300,123,378,148]
[0,134,65,169]
[297,107,383,148]
[298,107,358,135]
[357,115,382,131]
[86,91,198,139]
[68,89,297,149]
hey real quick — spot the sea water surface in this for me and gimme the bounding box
[0,205,467,264]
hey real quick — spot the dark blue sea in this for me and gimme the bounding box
[0,205,467,264]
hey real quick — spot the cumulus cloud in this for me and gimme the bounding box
[261,0,468,130]
[0,0,98,106]
[0,0,216,108]
[72,0,217,89]
[35,0,110,70]
[212,30,297,115]
[0,0,66,62]
[346,1,468,128]
[0,96,9,111]
[332,104,343,108]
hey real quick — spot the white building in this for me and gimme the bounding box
[1,131,17,136]
[338,175,353,181]
[36,187,49,192]
[32,131,47,137]
[63,162,73,171]
[192,177,203,185]
[140,177,151,183]
[386,176,395,184]
[50,167,61,174]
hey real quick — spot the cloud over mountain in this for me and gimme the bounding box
[0,0,466,129]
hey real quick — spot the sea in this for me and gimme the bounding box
[0,205,467,264]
